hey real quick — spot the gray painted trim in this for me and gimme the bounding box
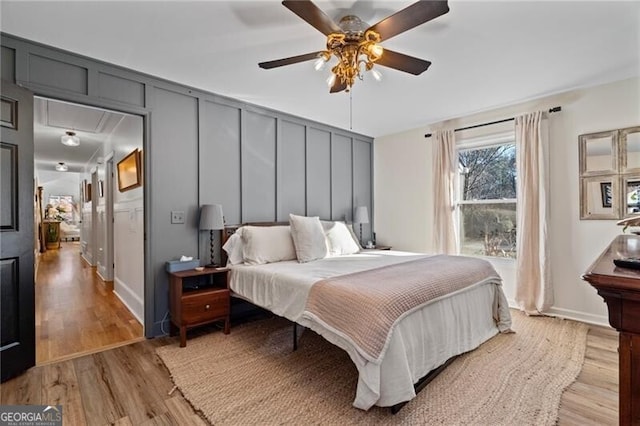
[239,108,245,223]
[141,109,153,338]
[304,125,308,217]
[329,132,333,220]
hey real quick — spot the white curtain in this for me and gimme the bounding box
[432,129,459,254]
[515,111,552,314]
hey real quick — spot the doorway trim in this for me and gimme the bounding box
[27,89,154,337]
[104,153,115,282]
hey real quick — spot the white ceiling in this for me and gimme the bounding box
[3,1,639,137]
[34,97,126,173]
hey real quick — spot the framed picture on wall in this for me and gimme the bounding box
[82,179,91,203]
[117,148,142,192]
[600,182,612,208]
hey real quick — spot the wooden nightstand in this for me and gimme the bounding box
[168,267,230,347]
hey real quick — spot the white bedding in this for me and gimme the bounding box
[229,250,511,410]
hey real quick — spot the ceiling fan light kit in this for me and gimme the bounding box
[259,0,450,93]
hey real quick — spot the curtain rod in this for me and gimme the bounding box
[423,106,561,138]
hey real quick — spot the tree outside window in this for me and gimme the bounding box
[457,142,517,259]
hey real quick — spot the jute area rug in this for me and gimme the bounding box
[156,311,588,425]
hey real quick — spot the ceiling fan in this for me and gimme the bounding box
[258,0,450,93]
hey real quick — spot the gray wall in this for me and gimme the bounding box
[1,33,374,337]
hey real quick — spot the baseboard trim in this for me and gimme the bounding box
[507,299,610,328]
[113,277,144,325]
[81,253,94,267]
[544,306,610,328]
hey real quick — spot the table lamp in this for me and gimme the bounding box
[199,204,224,267]
[354,206,369,246]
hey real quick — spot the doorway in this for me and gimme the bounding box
[34,97,145,364]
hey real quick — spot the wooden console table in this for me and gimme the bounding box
[582,234,640,425]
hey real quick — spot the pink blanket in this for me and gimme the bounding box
[303,255,503,362]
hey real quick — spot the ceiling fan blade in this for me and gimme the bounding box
[282,0,341,36]
[375,49,431,75]
[329,78,348,94]
[259,51,323,69]
[367,0,449,41]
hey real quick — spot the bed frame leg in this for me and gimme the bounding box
[390,355,458,414]
[293,322,298,351]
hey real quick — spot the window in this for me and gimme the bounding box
[457,134,517,259]
[47,195,76,223]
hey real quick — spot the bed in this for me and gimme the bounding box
[223,218,512,411]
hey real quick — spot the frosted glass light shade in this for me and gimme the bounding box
[61,131,80,146]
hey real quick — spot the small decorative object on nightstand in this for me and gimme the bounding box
[168,267,230,347]
[364,245,392,251]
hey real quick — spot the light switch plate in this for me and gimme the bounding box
[171,211,185,224]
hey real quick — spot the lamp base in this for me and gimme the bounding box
[204,263,220,269]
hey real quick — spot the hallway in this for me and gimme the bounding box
[36,242,143,364]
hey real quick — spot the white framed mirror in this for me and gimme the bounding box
[621,126,640,173]
[623,174,640,217]
[580,127,640,220]
[580,176,620,219]
[579,130,617,176]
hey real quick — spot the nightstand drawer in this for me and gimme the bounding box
[182,289,229,324]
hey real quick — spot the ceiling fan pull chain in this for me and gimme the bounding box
[349,90,353,131]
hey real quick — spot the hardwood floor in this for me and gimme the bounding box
[559,325,619,425]
[35,241,143,365]
[2,322,619,425]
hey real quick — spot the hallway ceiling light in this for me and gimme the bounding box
[55,162,68,172]
[61,131,80,147]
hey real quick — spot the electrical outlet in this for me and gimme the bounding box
[171,211,185,224]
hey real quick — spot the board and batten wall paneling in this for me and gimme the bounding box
[199,101,242,225]
[277,120,306,220]
[353,139,372,242]
[150,87,199,318]
[306,127,332,219]
[1,33,373,337]
[28,54,88,95]
[198,100,242,264]
[331,134,353,221]
[98,72,145,108]
[242,110,276,222]
[1,46,15,83]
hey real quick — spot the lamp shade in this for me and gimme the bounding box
[354,206,369,224]
[199,204,224,230]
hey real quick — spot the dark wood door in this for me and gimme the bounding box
[1,81,35,382]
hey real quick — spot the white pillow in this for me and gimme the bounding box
[222,229,244,265]
[289,214,328,263]
[321,221,361,256]
[241,225,296,265]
